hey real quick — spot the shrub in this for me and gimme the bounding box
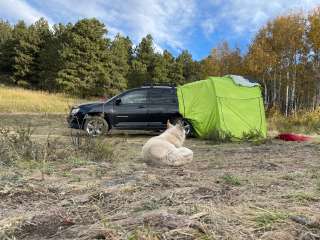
[0,126,116,167]
[0,126,35,165]
[254,211,288,228]
[221,173,241,186]
[241,129,264,141]
[268,107,320,134]
[77,136,115,162]
[205,129,233,143]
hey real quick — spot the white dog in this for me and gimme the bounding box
[142,120,193,166]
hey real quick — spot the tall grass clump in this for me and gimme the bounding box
[0,126,116,168]
[268,107,320,134]
[205,129,233,144]
[0,85,86,113]
[74,136,115,162]
[241,130,265,141]
[205,129,265,143]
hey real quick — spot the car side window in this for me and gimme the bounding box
[149,88,177,104]
[120,90,148,104]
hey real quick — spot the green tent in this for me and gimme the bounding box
[177,75,267,139]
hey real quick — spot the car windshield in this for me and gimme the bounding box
[105,94,120,103]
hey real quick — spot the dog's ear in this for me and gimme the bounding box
[167,120,174,129]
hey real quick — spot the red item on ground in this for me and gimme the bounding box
[276,133,312,142]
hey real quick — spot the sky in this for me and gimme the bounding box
[1,0,320,60]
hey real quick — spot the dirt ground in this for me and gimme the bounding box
[0,114,320,240]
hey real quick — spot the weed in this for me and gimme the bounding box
[0,126,35,165]
[316,179,320,192]
[134,199,160,212]
[287,192,319,203]
[70,176,81,182]
[254,210,288,228]
[0,171,23,183]
[241,130,264,141]
[61,171,72,177]
[221,174,241,186]
[205,130,233,144]
[95,167,107,179]
[128,227,160,240]
[74,136,115,162]
[198,235,216,240]
[176,204,202,216]
[68,157,89,167]
[281,172,304,181]
[308,169,320,179]
[268,107,320,134]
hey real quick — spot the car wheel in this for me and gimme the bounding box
[172,118,193,137]
[84,116,109,137]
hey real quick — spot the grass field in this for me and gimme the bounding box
[0,85,87,113]
[0,87,320,239]
[268,108,320,134]
[0,114,320,240]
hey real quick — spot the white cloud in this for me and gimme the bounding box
[0,0,53,25]
[1,0,320,55]
[107,0,198,51]
[153,42,164,53]
[104,0,198,50]
[201,19,217,37]
[23,0,197,52]
[202,0,320,36]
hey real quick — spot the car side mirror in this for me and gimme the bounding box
[115,98,121,105]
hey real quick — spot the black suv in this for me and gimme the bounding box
[67,85,192,136]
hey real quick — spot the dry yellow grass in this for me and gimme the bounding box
[268,108,320,134]
[0,86,86,113]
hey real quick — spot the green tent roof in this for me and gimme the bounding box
[177,76,267,139]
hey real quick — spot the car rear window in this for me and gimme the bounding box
[149,88,177,104]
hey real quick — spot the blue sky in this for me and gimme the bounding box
[1,0,320,60]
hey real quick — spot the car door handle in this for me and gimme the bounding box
[138,105,145,109]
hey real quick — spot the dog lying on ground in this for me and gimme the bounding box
[142,120,193,166]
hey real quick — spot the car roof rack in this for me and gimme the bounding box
[142,82,176,87]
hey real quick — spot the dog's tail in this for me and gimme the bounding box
[164,147,193,166]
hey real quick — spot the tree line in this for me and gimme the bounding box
[0,7,320,114]
[201,8,320,115]
[0,18,201,98]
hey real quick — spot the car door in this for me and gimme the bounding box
[112,89,149,129]
[148,88,179,128]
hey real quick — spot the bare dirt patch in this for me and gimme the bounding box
[1,114,320,239]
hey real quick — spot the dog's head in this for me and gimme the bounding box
[167,120,186,136]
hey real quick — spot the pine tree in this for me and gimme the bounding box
[56,18,111,97]
[38,23,71,91]
[1,18,51,87]
[10,20,30,87]
[176,50,201,83]
[128,34,156,87]
[28,18,52,87]
[154,50,176,83]
[152,52,170,83]
[0,20,13,78]
[108,34,132,95]
[136,34,155,70]
[128,59,148,88]
[169,60,184,85]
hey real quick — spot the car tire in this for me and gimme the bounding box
[84,116,109,137]
[172,117,193,137]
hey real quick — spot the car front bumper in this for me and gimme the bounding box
[67,113,85,129]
